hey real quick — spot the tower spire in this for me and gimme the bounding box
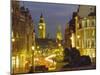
[40,13,43,18]
[56,25,62,41]
[38,13,46,39]
[39,13,45,23]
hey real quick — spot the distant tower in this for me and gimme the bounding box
[38,13,46,39]
[56,25,62,42]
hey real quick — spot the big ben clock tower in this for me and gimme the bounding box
[38,13,46,39]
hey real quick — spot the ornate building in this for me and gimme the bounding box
[38,13,46,39]
[66,5,96,63]
[75,14,96,63]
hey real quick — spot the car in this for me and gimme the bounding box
[28,65,48,73]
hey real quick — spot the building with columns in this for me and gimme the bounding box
[75,14,96,63]
[66,5,96,63]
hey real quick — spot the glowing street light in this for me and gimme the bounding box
[12,57,16,66]
[12,38,15,42]
[37,46,39,49]
[32,46,35,50]
[31,45,35,72]
[58,43,61,47]
[16,56,19,68]
[70,33,75,47]
[12,56,16,74]
[12,31,15,42]
[76,46,80,49]
[77,35,80,39]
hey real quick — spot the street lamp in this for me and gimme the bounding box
[32,46,35,50]
[58,43,61,47]
[12,38,15,42]
[77,35,80,39]
[12,56,16,74]
[31,46,35,72]
[12,37,15,74]
[37,46,39,49]
[12,31,15,42]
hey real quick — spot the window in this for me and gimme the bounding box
[92,19,96,26]
[87,19,89,27]
[92,20,94,26]
[82,20,87,27]
[91,40,96,48]
[92,30,95,37]
[85,20,87,27]
[89,40,92,48]
[85,40,88,48]
[88,40,90,48]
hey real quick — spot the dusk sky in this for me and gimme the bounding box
[20,1,79,39]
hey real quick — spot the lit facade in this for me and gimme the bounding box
[75,16,96,62]
[38,13,46,39]
[12,0,35,73]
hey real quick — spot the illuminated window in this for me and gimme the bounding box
[90,20,93,26]
[89,40,92,48]
[92,19,95,26]
[82,20,85,27]
[82,19,87,27]
[16,56,19,68]
[92,30,95,37]
[86,40,88,48]
[87,19,89,27]
[91,40,95,48]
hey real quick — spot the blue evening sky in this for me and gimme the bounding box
[19,1,79,39]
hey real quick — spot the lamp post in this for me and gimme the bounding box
[12,38,15,42]
[12,56,16,74]
[12,37,15,74]
[31,46,35,72]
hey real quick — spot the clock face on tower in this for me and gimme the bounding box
[39,25,42,29]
